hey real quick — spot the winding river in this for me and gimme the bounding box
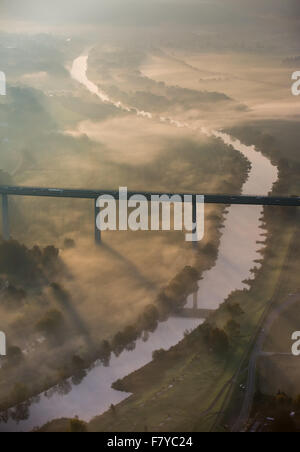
[0,54,278,432]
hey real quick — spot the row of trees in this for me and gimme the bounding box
[94,266,201,364]
[0,240,61,287]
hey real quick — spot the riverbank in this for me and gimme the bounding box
[90,221,297,433]
[9,80,277,425]
[39,121,300,433]
[0,51,253,432]
[0,49,251,430]
[219,120,300,431]
[41,213,297,433]
[0,185,243,430]
[0,56,277,432]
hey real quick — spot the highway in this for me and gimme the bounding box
[1,185,300,206]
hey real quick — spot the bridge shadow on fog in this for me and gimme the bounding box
[51,283,95,349]
[100,242,159,293]
[101,243,213,320]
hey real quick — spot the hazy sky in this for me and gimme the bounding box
[1,0,299,27]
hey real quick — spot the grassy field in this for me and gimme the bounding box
[257,257,300,398]
[0,35,253,418]
[69,120,300,433]
[82,212,297,433]
[36,194,297,432]
[258,355,300,398]
[39,210,298,432]
[2,28,299,432]
[263,302,300,354]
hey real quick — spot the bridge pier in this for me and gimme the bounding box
[193,292,198,311]
[94,198,101,245]
[192,198,198,251]
[1,194,10,241]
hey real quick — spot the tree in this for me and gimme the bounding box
[99,340,111,365]
[152,348,166,360]
[72,355,85,370]
[0,240,42,282]
[225,319,240,337]
[71,355,87,386]
[110,404,117,416]
[209,328,229,354]
[141,304,159,332]
[64,238,76,249]
[42,246,59,266]
[227,302,244,317]
[6,346,24,367]
[70,417,87,433]
[112,326,138,355]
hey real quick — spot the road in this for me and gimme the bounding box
[232,292,300,432]
[0,185,300,206]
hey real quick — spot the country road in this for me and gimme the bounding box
[232,292,300,432]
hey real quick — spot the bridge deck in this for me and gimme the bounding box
[0,185,300,206]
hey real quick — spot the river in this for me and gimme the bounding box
[0,54,278,432]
